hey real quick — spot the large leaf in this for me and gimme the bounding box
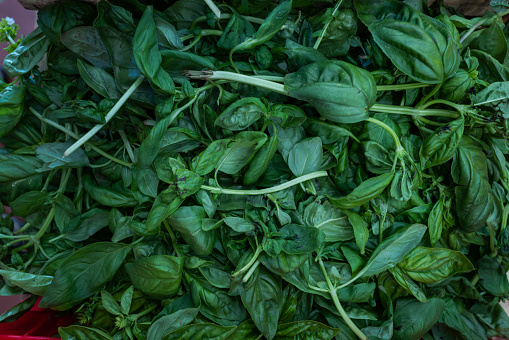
[339,224,427,288]
[40,243,132,307]
[3,27,50,77]
[0,270,52,295]
[241,266,283,340]
[285,61,377,123]
[397,247,474,284]
[126,255,184,299]
[452,136,493,232]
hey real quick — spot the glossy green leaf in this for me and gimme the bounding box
[126,255,184,299]
[285,61,377,123]
[234,0,292,52]
[420,118,464,169]
[0,85,25,138]
[59,326,114,340]
[393,298,446,340]
[133,6,174,93]
[40,243,132,307]
[398,247,474,284]
[0,270,52,295]
[3,27,50,77]
[329,172,394,209]
[242,266,283,340]
[274,321,341,339]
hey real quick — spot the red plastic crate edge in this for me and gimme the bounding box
[0,297,74,339]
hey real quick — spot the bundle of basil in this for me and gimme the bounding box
[1,0,509,339]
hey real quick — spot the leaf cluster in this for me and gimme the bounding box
[1,0,509,339]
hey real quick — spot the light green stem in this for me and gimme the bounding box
[420,99,463,113]
[191,14,265,29]
[63,75,145,157]
[201,171,328,195]
[204,0,221,18]
[30,107,133,168]
[164,220,182,258]
[119,130,136,163]
[13,206,55,252]
[487,222,498,258]
[318,258,367,340]
[231,246,263,278]
[366,118,404,155]
[181,30,223,51]
[13,169,71,252]
[376,83,431,91]
[186,70,288,94]
[470,272,480,286]
[313,0,344,49]
[416,83,441,109]
[243,260,261,283]
[13,222,31,235]
[416,117,445,126]
[370,103,459,118]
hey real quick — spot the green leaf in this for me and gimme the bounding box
[217,131,267,175]
[133,6,174,93]
[370,20,442,83]
[285,61,376,123]
[390,169,413,202]
[83,176,138,208]
[61,26,111,69]
[340,224,427,287]
[147,308,199,340]
[244,134,279,186]
[215,97,266,131]
[59,325,114,340]
[478,255,509,296]
[126,255,184,299]
[274,321,341,339]
[420,118,464,169]
[217,11,256,50]
[471,23,508,63]
[10,191,49,217]
[0,85,25,138]
[342,210,369,255]
[3,27,50,77]
[0,270,52,295]
[146,189,184,232]
[185,269,247,326]
[398,247,474,284]
[0,154,42,182]
[452,136,493,232]
[242,266,283,340]
[304,198,354,242]
[77,59,121,99]
[192,139,232,176]
[100,289,122,315]
[167,206,216,256]
[329,172,395,209]
[234,0,292,52]
[393,298,446,340]
[162,323,236,340]
[120,285,134,315]
[40,242,132,307]
[223,216,256,233]
[428,199,444,246]
[473,81,509,106]
[287,137,323,177]
[336,283,376,303]
[390,266,427,302]
[278,224,325,255]
[36,142,90,170]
